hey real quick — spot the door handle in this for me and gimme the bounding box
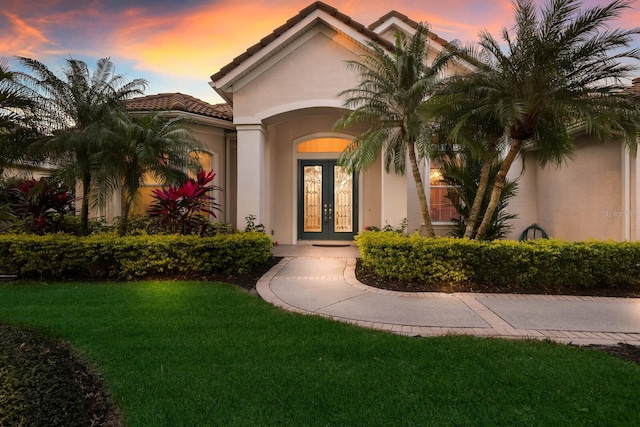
[323,204,333,223]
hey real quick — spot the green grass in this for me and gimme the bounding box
[1,281,639,426]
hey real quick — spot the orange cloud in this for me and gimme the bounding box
[0,11,57,57]
[113,1,305,80]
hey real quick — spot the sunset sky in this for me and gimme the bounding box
[1,0,639,105]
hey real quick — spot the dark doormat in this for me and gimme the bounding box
[312,244,351,247]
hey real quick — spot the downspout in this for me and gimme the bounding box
[636,142,640,241]
[224,129,233,226]
[623,145,631,241]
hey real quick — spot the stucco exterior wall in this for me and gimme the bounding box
[506,154,540,240]
[232,27,365,120]
[535,136,623,241]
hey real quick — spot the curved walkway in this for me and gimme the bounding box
[257,245,640,346]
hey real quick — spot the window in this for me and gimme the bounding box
[429,159,458,222]
[189,151,212,178]
[131,150,214,216]
[131,171,163,216]
[297,138,350,153]
[189,151,219,220]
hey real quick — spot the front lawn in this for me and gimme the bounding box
[1,281,639,426]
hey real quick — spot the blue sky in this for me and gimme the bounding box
[1,0,639,105]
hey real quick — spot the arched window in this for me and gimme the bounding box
[297,138,350,153]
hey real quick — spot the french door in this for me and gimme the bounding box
[298,160,358,241]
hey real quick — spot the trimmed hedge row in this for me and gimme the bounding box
[356,231,640,291]
[0,232,273,280]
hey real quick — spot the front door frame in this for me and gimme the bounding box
[291,133,363,243]
[297,159,359,241]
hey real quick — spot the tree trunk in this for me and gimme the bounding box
[80,172,91,236]
[475,139,522,240]
[463,160,491,239]
[408,141,435,238]
[118,199,131,237]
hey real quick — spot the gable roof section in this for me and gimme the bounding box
[368,10,448,48]
[125,93,233,121]
[210,1,396,85]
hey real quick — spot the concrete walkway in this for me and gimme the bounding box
[257,245,640,346]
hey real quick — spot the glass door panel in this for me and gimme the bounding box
[333,166,353,233]
[303,166,323,232]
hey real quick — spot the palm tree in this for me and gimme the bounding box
[0,58,40,174]
[424,93,507,239]
[437,144,518,240]
[13,57,147,234]
[438,0,640,240]
[92,112,201,236]
[335,24,458,237]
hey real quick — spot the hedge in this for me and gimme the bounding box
[356,231,640,291]
[0,232,273,280]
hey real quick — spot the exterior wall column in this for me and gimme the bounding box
[380,155,407,229]
[236,124,266,228]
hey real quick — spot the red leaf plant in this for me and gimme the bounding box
[147,170,221,235]
[9,177,77,234]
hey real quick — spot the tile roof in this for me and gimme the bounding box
[368,10,449,48]
[622,78,640,97]
[125,93,233,121]
[210,1,424,83]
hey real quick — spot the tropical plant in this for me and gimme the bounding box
[12,57,147,235]
[7,176,76,234]
[92,112,200,236]
[0,57,40,174]
[335,23,459,237]
[432,0,640,240]
[424,82,508,239]
[147,169,221,235]
[438,147,518,240]
[244,214,265,233]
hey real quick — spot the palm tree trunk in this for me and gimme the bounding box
[475,139,522,240]
[463,160,491,239]
[118,198,131,237]
[408,141,435,238]
[80,172,91,236]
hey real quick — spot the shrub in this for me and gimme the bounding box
[4,177,76,235]
[355,231,640,292]
[0,324,86,426]
[147,169,222,235]
[0,232,273,280]
[117,214,235,237]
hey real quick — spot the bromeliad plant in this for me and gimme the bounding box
[147,169,221,235]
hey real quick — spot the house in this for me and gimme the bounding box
[122,1,639,243]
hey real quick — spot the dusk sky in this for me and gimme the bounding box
[1,0,639,105]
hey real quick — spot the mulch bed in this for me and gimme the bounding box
[354,259,640,297]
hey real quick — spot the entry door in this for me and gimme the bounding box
[298,160,358,241]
